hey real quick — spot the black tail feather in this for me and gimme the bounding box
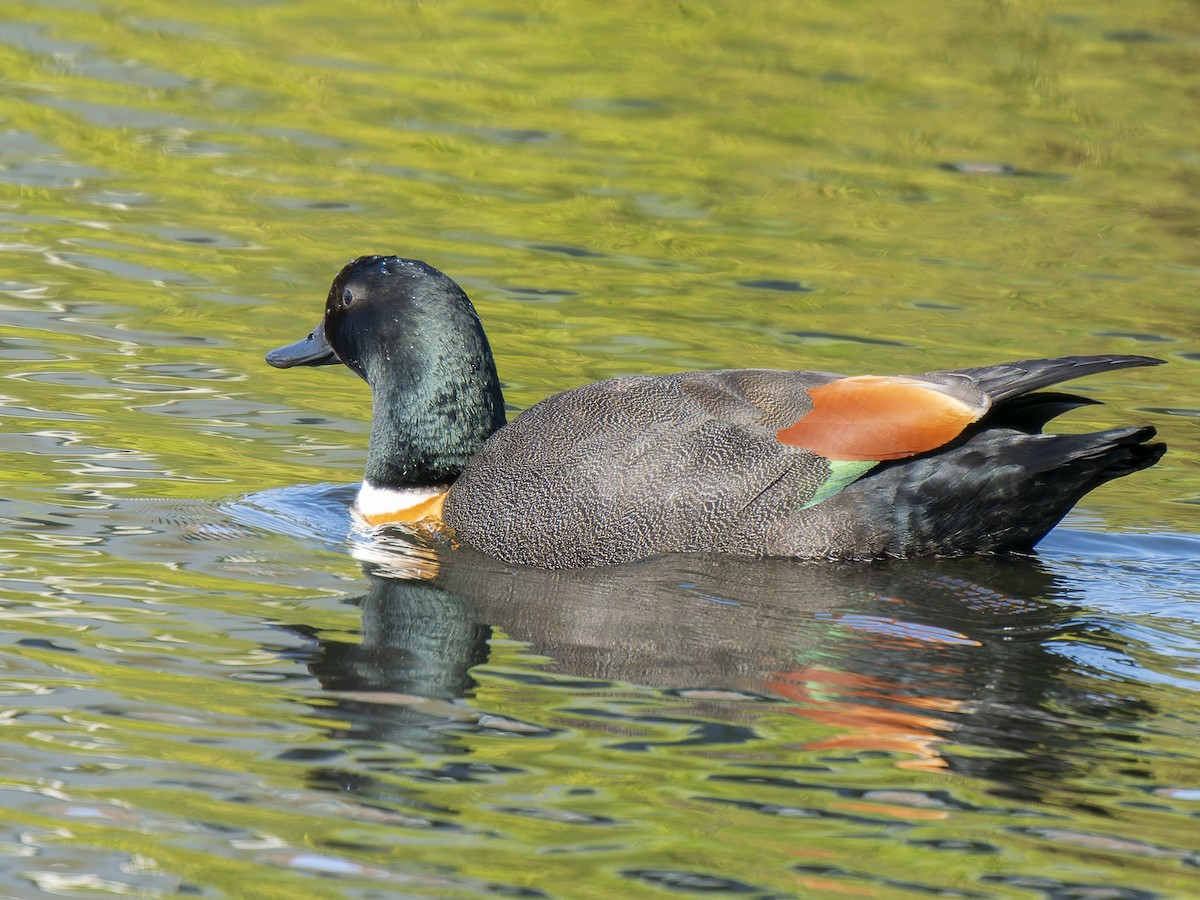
[852,425,1166,556]
[1064,425,1165,484]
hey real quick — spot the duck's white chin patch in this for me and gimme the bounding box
[354,480,448,527]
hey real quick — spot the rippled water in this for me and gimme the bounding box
[1,0,1198,897]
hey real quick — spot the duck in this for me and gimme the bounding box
[266,255,1166,569]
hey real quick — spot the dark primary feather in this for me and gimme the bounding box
[946,355,1163,403]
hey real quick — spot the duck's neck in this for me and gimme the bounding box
[362,356,506,490]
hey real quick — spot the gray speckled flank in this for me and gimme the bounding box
[445,370,839,567]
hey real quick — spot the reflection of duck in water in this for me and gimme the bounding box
[267,255,1164,568]
[299,537,1151,796]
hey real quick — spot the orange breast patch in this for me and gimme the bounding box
[359,491,448,528]
[777,376,984,462]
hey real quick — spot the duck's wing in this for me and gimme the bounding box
[751,354,1165,463]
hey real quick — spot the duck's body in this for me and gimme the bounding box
[267,256,1165,569]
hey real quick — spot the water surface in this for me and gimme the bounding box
[0,0,1198,897]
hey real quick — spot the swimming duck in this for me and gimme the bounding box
[267,255,1166,569]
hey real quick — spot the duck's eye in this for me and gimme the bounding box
[341,288,355,308]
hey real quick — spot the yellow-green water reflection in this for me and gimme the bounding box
[0,0,1197,896]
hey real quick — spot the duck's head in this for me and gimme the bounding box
[267,255,507,488]
[268,256,476,381]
